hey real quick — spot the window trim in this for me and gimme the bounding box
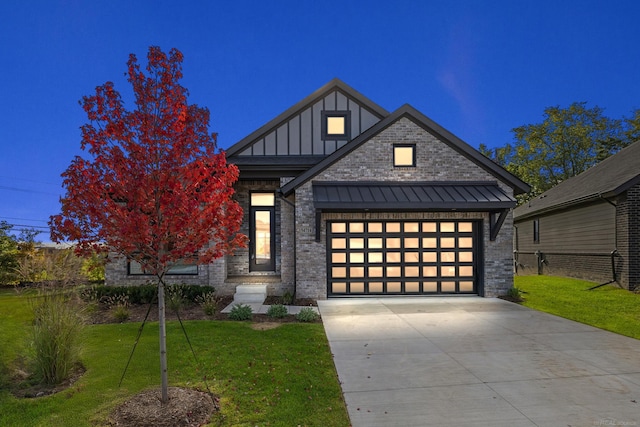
[321,110,351,141]
[393,144,416,167]
[533,218,540,244]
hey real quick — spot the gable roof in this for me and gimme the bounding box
[280,104,530,196]
[225,78,389,158]
[514,140,640,220]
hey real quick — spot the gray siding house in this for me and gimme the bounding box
[106,79,530,298]
[514,141,640,291]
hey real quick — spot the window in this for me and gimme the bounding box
[321,111,351,140]
[533,219,540,244]
[128,259,198,275]
[393,144,416,167]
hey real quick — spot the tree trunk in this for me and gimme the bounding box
[158,278,169,404]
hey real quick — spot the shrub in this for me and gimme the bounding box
[87,284,215,306]
[30,292,85,385]
[178,284,215,302]
[267,304,288,319]
[195,292,218,316]
[228,304,253,321]
[296,307,319,322]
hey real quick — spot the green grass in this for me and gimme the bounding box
[516,275,640,339]
[0,291,350,427]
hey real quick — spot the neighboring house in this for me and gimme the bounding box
[106,79,530,298]
[513,141,640,291]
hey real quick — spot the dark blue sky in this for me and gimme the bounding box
[1,0,639,238]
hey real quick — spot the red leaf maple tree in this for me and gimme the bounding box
[50,47,246,403]
[51,46,245,275]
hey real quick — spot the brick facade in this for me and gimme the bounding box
[105,117,518,298]
[293,118,516,298]
[617,183,640,290]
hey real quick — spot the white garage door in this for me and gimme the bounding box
[327,220,479,295]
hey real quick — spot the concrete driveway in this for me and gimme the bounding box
[317,297,640,427]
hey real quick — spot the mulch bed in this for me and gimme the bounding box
[107,387,218,427]
[88,296,318,325]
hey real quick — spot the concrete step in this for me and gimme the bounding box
[233,284,267,304]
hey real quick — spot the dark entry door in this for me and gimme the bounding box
[250,193,275,271]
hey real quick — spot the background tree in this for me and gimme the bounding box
[0,221,19,284]
[624,108,640,143]
[50,46,246,403]
[481,102,628,202]
[0,222,41,285]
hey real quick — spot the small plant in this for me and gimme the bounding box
[79,285,100,303]
[296,307,319,322]
[228,304,253,321]
[111,305,130,322]
[281,290,294,305]
[506,286,524,302]
[195,292,218,316]
[165,284,187,313]
[104,294,130,322]
[267,304,288,319]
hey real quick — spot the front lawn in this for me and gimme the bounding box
[515,275,640,340]
[0,290,350,426]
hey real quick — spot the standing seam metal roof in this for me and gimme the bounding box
[312,181,516,210]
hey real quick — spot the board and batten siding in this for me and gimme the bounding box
[516,201,616,254]
[237,90,380,157]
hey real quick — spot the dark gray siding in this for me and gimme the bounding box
[514,200,617,283]
[237,90,381,157]
[516,201,615,254]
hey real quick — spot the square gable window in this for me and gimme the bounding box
[322,111,350,140]
[394,144,416,167]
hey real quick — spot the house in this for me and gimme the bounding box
[106,79,530,298]
[513,141,640,291]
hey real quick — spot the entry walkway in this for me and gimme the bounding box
[318,297,640,426]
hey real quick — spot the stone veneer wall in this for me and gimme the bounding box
[294,117,516,299]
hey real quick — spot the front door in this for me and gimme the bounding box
[250,192,275,271]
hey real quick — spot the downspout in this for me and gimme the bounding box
[587,195,621,290]
[513,224,519,274]
[277,190,297,300]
